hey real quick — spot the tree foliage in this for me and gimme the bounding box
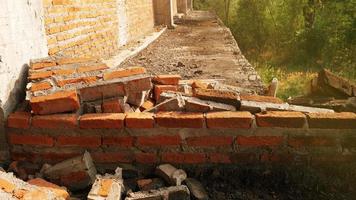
[194,0,355,80]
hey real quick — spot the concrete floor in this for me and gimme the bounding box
[121,11,264,94]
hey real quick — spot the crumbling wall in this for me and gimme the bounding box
[6,111,356,166]
[0,0,48,161]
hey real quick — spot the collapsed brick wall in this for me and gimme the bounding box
[43,0,120,58]
[6,111,356,167]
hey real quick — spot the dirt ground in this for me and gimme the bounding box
[121,11,264,94]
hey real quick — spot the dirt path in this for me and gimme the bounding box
[121,11,264,94]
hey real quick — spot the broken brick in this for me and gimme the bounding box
[193,88,240,107]
[80,113,125,129]
[30,90,80,115]
[103,67,146,80]
[153,74,181,85]
[154,85,178,101]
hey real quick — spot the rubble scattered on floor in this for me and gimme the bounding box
[21,57,337,116]
[0,152,211,200]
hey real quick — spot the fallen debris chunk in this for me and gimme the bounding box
[43,151,97,191]
[153,75,182,85]
[155,164,187,186]
[125,185,190,200]
[154,85,178,101]
[317,69,355,97]
[102,98,125,113]
[240,100,334,113]
[145,96,185,112]
[137,178,165,191]
[140,100,155,111]
[184,178,208,200]
[0,171,68,200]
[28,178,70,200]
[87,167,124,200]
[193,88,241,108]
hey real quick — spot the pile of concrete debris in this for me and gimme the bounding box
[288,69,356,112]
[25,56,334,115]
[0,152,207,200]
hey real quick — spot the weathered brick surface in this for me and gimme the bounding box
[137,135,181,146]
[7,112,31,129]
[256,111,306,128]
[288,136,337,147]
[135,153,158,164]
[206,111,253,129]
[155,112,205,128]
[161,153,206,164]
[154,85,178,101]
[92,152,134,163]
[193,88,240,107]
[237,136,284,147]
[102,136,134,147]
[57,136,101,147]
[153,75,181,85]
[208,153,232,164]
[32,114,77,129]
[30,90,80,115]
[104,67,146,80]
[79,83,125,102]
[186,136,233,147]
[80,113,125,129]
[306,112,356,129]
[9,134,54,146]
[240,95,284,104]
[126,113,154,128]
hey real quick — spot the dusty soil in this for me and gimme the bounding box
[121,11,264,94]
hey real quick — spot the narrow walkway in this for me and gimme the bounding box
[121,11,264,94]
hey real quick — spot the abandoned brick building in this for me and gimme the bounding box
[0,0,356,199]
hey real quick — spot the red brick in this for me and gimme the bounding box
[306,112,356,129]
[154,85,178,101]
[80,113,125,129]
[153,75,181,85]
[230,153,258,163]
[32,114,77,129]
[7,112,31,129]
[137,135,181,146]
[52,69,76,76]
[256,111,306,128]
[125,113,154,128]
[103,67,146,80]
[191,80,208,89]
[135,153,158,164]
[155,112,205,128]
[60,170,91,189]
[31,82,52,92]
[30,60,57,70]
[125,77,152,92]
[288,137,337,147]
[102,99,123,113]
[77,64,109,73]
[240,95,284,104]
[92,152,134,163]
[193,88,240,106]
[57,136,101,147]
[161,153,206,164]
[29,71,53,80]
[260,153,293,163]
[56,57,95,65]
[57,76,97,87]
[30,90,80,115]
[9,134,54,146]
[237,136,284,147]
[186,136,233,147]
[208,153,231,164]
[206,111,253,129]
[79,83,125,102]
[102,136,134,147]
